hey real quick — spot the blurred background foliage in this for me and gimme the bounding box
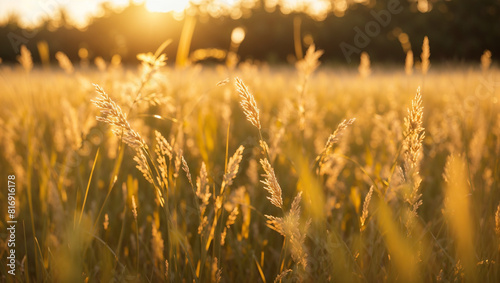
[0,0,499,65]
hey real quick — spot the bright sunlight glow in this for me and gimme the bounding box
[0,0,261,28]
[145,0,192,13]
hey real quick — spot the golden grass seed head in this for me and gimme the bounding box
[495,203,500,237]
[265,214,284,236]
[316,118,356,168]
[94,56,107,71]
[55,51,74,74]
[405,50,414,76]
[196,162,211,222]
[92,84,146,149]
[151,223,165,263]
[325,118,356,150]
[17,45,33,73]
[165,260,169,279]
[173,149,183,179]
[360,186,374,228]
[155,130,173,160]
[260,158,283,209]
[222,145,245,192]
[137,52,167,68]
[133,149,156,187]
[216,78,230,87]
[296,44,324,78]
[481,50,492,73]
[132,195,138,219]
[196,162,210,199]
[198,216,209,235]
[274,269,293,283]
[235,77,261,129]
[281,191,309,270]
[290,191,303,218]
[403,86,425,173]
[103,213,109,230]
[421,36,430,75]
[221,207,239,245]
[211,258,222,283]
[181,156,194,188]
[359,52,371,78]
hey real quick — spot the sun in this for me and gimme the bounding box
[145,0,192,13]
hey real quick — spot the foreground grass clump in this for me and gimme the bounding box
[0,47,499,282]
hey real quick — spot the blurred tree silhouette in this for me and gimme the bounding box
[0,0,498,66]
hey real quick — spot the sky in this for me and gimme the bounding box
[0,0,147,28]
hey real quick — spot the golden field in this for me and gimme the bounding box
[0,45,500,282]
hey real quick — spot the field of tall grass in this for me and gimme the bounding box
[1,42,499,282]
